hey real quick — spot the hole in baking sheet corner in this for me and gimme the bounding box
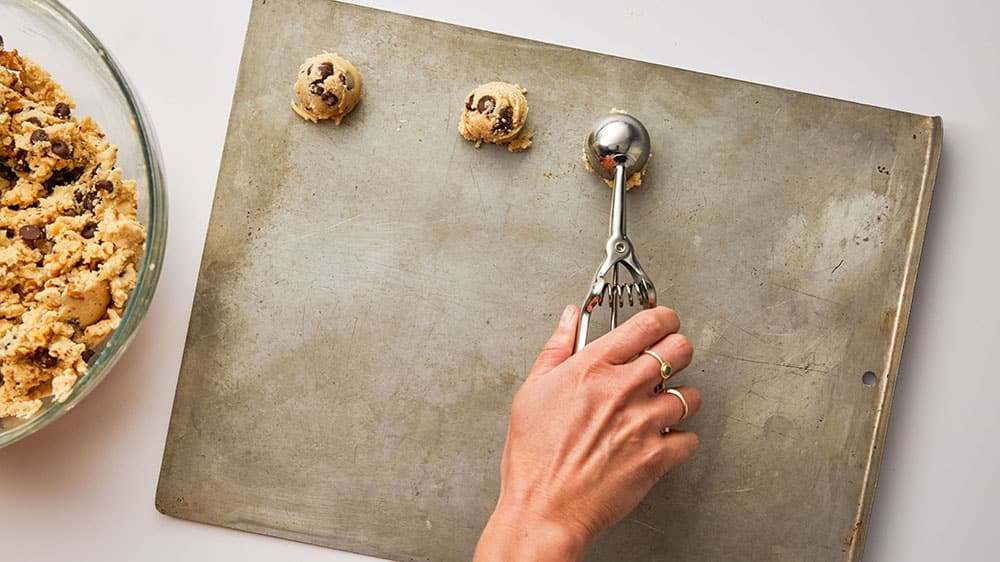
[862,371,878,386]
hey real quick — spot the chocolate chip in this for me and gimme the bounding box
[30,129,49,144]
[343,72,356,90]
[51,140,72,159]
[0,164,15,182]
[95,179,113,192]
[32,349,58,368]
[492,105,514,134]
[306,64,313,75]
[14,150,29,173]
[90,164,101,177]
[26,117,42,127]
[54,103,71,119]
[317,62,334,78]
[18,224,44,241]
[45,167,85,190]
[82,192,99,212]
[465,94,474,111]
[308,83,324,96]
[81,221,98,239]
[321,91,340,106]
[477,95,496,113]
[81,349,94,363]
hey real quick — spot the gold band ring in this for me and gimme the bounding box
[664,388,690,423]
[641,349,673,381]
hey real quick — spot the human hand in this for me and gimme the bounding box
[474,305,701,562]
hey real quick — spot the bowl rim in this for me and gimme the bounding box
[0,0,168,447]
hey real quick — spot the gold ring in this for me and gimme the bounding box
[664,388,690,423]
[641,349,673,381]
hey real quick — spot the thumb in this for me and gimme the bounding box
[529,305,580,377]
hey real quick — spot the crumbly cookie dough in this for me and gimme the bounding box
[291,53,362,124]
[458,81,532,152]
[0,46,145,419]
[583,152,646,190]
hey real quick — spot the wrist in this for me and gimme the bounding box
[475,504,592,562]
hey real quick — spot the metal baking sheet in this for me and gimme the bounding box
[156,1,942,560]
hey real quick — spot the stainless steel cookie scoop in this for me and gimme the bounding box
[574,112,656,353]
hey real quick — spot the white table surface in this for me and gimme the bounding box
[3,0,998,559]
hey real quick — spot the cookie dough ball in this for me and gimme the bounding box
[458,81,532,152]
[291,53,362,124]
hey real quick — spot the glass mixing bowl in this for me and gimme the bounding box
[0,0,167,447]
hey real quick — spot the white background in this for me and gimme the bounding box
[2,0,998,560]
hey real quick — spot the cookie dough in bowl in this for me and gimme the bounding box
[0,1,166,448]
[0,46,145,420]
[459,81,533,152]
[291,52,362,124]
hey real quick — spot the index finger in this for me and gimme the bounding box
[583,306,680,365]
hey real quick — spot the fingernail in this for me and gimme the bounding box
[560,305,574,326]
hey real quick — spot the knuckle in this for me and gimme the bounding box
[674,433,700,465]
[540,342,563,357]
[661,306,680,331]
[632,309,665,339]
[640,446,667,479]
[580,360,606,380]
[655,449,676,474]
[609,339,636,361]
[689,432,701,450]
[661,433,700,470]
[672,334,694,363]
[684,386,703,413]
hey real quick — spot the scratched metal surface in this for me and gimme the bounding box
[155,1,942,560]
